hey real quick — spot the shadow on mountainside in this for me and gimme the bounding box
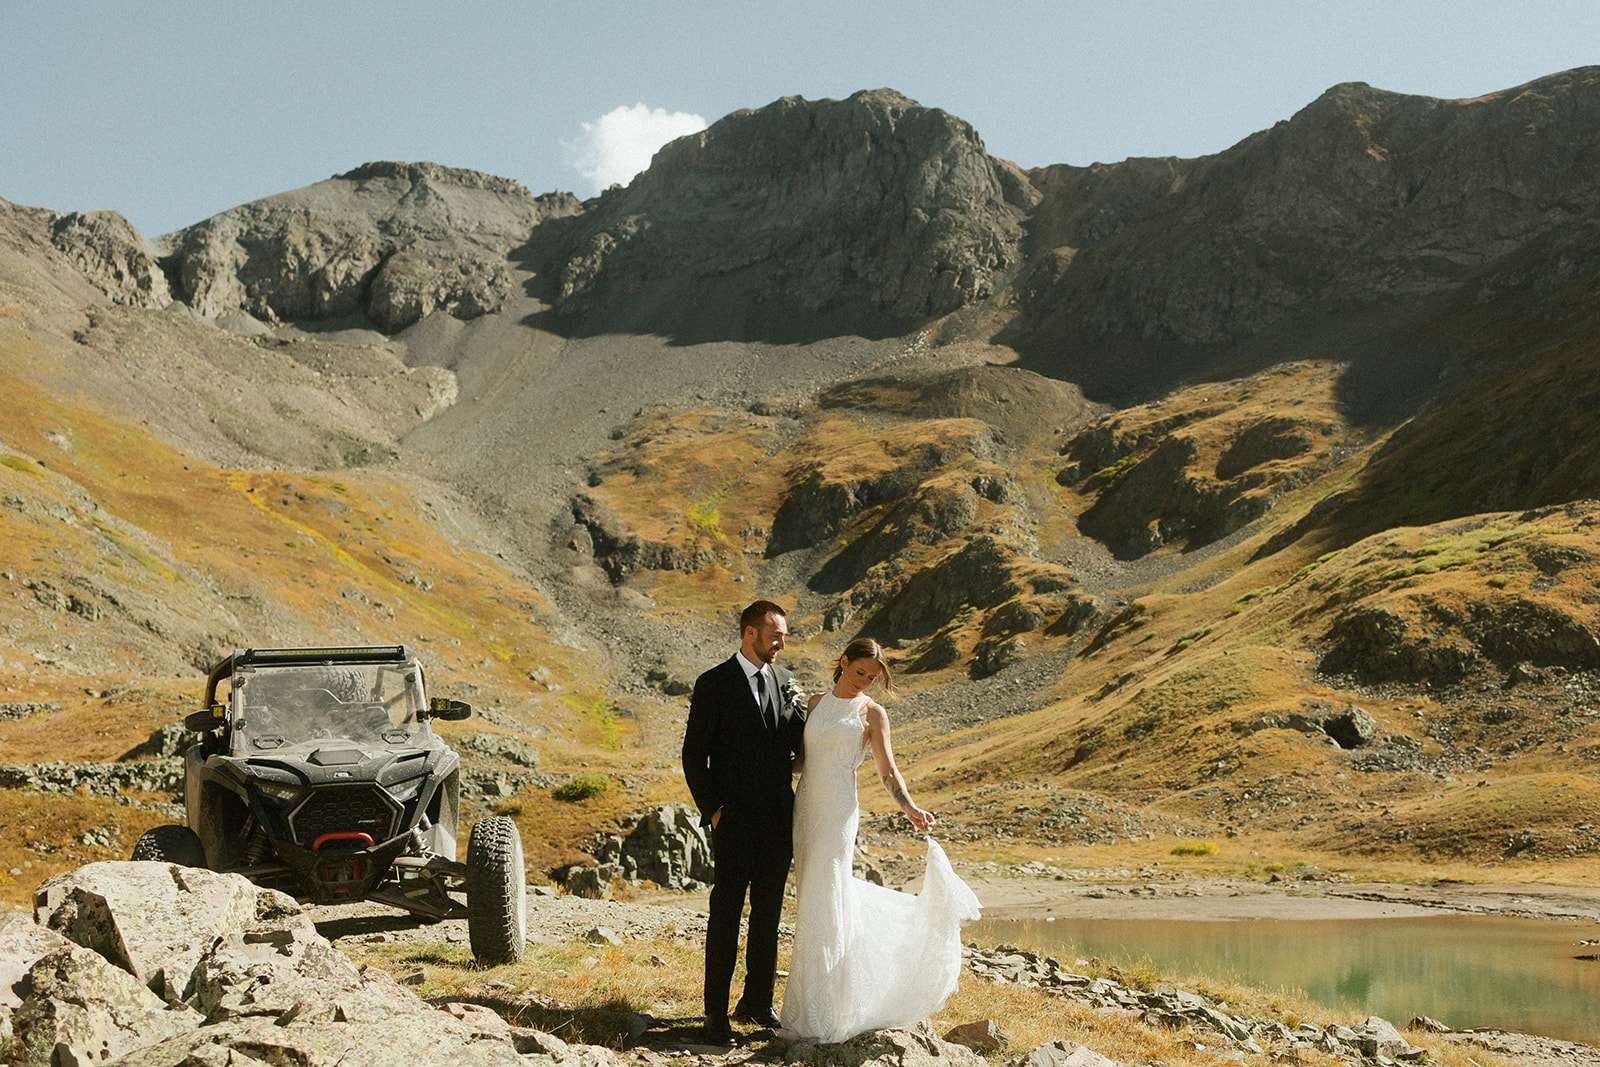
[518,271,907,348]
[1002,296,1461,430]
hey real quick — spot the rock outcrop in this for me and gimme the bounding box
[1308,502,1600,684]
[566,803,714,896]
[0,198,170,309]
[1232,699,1378,749]
[158,161,581,331]
[1007,67,1600,411]
[573,371,1090,675]
[542,89,1037,340]
[49,211,171,308]
[1058,362,1350,559]
[769,419,1008,558]
[5,861,579,1066]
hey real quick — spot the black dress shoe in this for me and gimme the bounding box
[733,1004,783,1029]
[702,1020,739,1046]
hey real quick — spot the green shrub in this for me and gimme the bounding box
[553,773,610,802]
[1085,454,1143,492]
[1170,840,1219,856]
[1229,587,1275,614]
[687,500,721,531]
[1,455,39,476]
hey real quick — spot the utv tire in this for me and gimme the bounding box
[466,815,527,965]
[131,824,207,868]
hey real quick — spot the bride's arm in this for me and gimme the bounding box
[792,693,823,774]
[864,701,935,833]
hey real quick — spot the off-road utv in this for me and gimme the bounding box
[131,644,527,964]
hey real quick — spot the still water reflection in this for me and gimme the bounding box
[969,915,1600,1045]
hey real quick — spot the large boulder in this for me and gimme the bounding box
[1,915,76,1052]
[786,1026,990,1067]
[585,803,714,891]
[191,917,372,1022]
[0,915,75,1013]
[3,860,575,1067]
[33,861,292,1002]
[12,943,201,1067]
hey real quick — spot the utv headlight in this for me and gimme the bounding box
[386,776,427,803]
[257,781,303,803]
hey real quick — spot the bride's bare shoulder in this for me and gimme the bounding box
[805,692,824,715]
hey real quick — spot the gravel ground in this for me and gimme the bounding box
[310,885,711,951]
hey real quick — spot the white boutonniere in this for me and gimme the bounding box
[781,681,806,718]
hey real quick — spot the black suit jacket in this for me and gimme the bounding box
[682,655,805,832]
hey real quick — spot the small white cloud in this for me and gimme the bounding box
[564,104,708,193]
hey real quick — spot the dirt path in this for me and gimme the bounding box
[959,870,1600,922]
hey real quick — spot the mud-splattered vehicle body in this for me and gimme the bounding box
[132,645,526,964]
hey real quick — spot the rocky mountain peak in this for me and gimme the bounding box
[332,160,537,198]
[158,161,581,332]
[1005,66,1600,414]
[542,88,1037,340]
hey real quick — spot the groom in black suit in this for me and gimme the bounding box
[682,600,806,1045]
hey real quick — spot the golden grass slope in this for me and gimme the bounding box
[0,289,610,768]
[931,494,1600,865]
[579,385,1093,680]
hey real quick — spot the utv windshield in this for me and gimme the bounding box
[231,661,428,751]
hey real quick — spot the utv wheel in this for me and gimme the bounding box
[131,824,207,868]
[466,815,526,965]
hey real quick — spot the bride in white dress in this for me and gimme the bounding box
[779,638,982,1044]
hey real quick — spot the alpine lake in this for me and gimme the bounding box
[969,914,1600,1045]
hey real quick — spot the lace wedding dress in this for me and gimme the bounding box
[779,691,982,1043]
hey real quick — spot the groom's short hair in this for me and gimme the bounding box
[739,599,786,634]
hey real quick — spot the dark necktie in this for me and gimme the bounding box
[754,670,775,734]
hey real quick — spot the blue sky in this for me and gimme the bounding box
[4,1,1595,238]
